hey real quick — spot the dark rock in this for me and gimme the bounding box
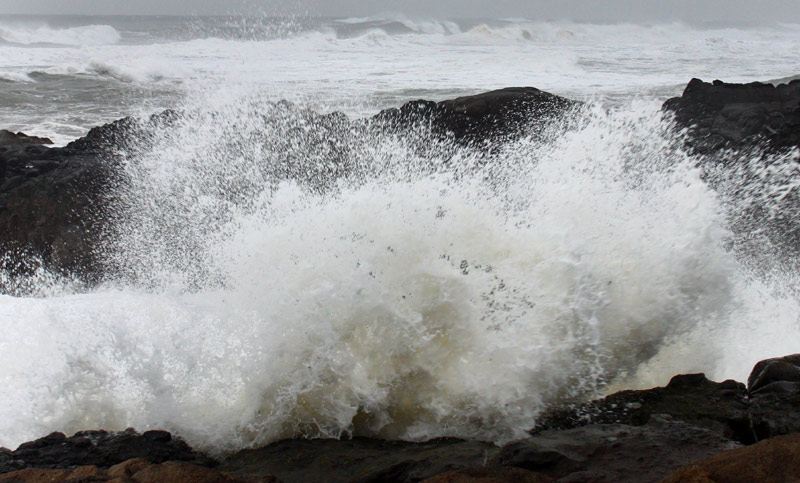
[748,354,800,393]
[130,461,274,482]
[373,87,578,143]
[747,388,800,442]
[0,130,53,147]
[494,419,739,482]
[218,419,736,483]
[422,466,553,482]
[533,374,755,444]
[0,429,213,474]
[218,438,498,483]
[663,78,800,153]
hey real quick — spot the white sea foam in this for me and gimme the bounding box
[0,23,120,46]
[0,71,34,83]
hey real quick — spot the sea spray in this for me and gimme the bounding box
[2,94,781,454]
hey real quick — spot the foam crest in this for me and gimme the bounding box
[0,23,121,46]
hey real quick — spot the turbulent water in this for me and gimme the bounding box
[1,14,800,454]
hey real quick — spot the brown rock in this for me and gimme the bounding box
[132,461,274,483]
[0,468,72,482]
[67,466,102,479]
[663,433,800,483]
[107,459,149,478]
[422,466,553,482]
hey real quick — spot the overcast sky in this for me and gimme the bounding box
[2,0,800,23]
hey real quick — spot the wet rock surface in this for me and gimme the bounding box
[663,78,800,154]
[493,419,738,482]
[532,374,755,444]
[0,429,213,475]
[372,87,578,143]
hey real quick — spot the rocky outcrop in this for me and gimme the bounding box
[0,429,213,475]
[373,87,578,143]
[533,362,800,447]
[532,374,755,444]
[663,78,800,153]
[0,130,53,148]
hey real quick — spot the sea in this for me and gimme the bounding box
[1,14,799,455]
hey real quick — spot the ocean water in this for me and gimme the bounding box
[1,14,800,454]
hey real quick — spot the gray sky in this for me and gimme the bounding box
[2,0,800,23]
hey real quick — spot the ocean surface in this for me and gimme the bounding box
[1,14,800,454]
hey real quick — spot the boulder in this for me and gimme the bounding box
[748,354,800,393]
[747,355,800,441]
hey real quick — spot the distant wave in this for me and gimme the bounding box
[334,13,461,37]
[0,71,34,83]
[0,23,121,46]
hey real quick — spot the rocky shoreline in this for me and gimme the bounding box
[2,354,800,481]
[2,78,800,481]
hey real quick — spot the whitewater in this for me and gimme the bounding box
[1,14,800,455]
